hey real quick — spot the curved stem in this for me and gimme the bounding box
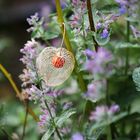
[55,0,87,92]
[0,64,39,122]
[87,0,99,52]
[0,64,21,98]
[55,0,72,52]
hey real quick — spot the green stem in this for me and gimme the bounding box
[82,0,100,121]
[106,80,112,140]
[44,100,62,140]
[125,20,130,75]
[107,125,112,140]
[55,0,87,92]
[39,82,62,140]
[21,101,29,140]
[87,0,99,52]
[125,7,130,75]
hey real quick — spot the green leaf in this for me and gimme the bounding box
[99,4,119,13]
[41,109,76,140]
[125,17,139,23]
[84,123,104,140]
[132,67,140,91]
[115,42,140,49]
[41,126,55,140]
[43,31,60,40]
[55,109,76,127]
[94,32,110,46]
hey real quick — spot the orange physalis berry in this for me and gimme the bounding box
[52,56,65,68]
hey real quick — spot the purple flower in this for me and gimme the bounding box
[38,109,50,128]
[85,80,106,102]
[26,85,42,102]
[26,13,44,33]
[20,39,39,64]
[115,0,139,16]
[96,14,119,40]
[47,89,64,98]
[115,0,127,15]
[19,39,44,88]
[119,5,127,15]
[70,15,80,28]
[101,28,109,39]
[89,104,120,122]
[72,0,79,6]
[27,13,39,25]
[109,104,120,114]
[63,102,73,110]
[72,132,84,140]
[89,105,108,121]
[69,0,87,35]
[84,49,94,58]
[115,0,128,5]
[85,47,114,78]
[96,22,102,30]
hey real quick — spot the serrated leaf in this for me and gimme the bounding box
[132,67,140,91]
[55,109,76,127]
[41,126,55,140]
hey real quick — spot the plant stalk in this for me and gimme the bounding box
[82,0,100,121]
[55,0,87,92]
[87,0,99,52]
[125,4,130,75]
[125,20,130,75]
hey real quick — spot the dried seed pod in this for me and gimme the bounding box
[36,47,75,86]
